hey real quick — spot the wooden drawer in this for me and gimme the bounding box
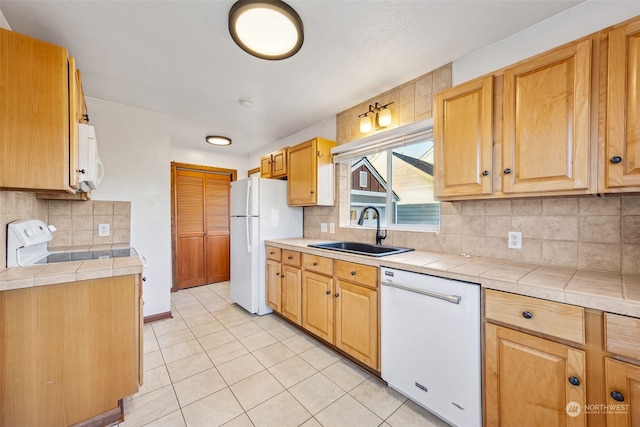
[282,250,301,267]
[302,254,333,276]
[266,246,281,262]
[335,260,378,289]
[485,289,585,344]
[605,313,640,361]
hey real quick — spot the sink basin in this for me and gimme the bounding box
[307,241,414,257]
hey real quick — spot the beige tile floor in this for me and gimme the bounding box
[119,282,451,427]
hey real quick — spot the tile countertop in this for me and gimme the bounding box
[266,238,640,318]
[0,245,144,292]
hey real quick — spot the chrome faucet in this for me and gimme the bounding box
[357,206,387,245]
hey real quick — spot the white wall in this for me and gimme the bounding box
[453,0,640,85]
[248,116,337,166]
[0,6,11,29]
[86,97,172,317]
[171,146,249,179]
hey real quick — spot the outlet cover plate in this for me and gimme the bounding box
[508,231,522,249]
[98,224,110,237]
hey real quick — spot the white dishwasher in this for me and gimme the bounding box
[381,267,481,427]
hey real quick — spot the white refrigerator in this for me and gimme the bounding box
[230,177,303,315]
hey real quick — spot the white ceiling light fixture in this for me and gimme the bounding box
[229,0,304,60]
[206,135,232,146]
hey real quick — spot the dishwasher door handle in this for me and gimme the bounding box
[381,280,461,304]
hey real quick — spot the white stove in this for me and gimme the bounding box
[6,219,137,267]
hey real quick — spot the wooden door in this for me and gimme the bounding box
[335,280,378,370]
[434,75,493,198]
[281,264,302,324]
[485,323,586,426]
[260,154,272,178]
[266,259,281,312]
[605,358,640,426]
[502,39,592,194]
[302,270,333,342]
[205,173,230,284]
[172,163,235,290]
[606,21,640,189]
[272,148,288,178]
[288,139,317,205]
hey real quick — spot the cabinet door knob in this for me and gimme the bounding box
[504,168,512,175]
[350,271,356,276]
[610,156,622,164]
[310,190,315,194]
[334,293,340,298]
[610,391,625,402]
[313,262,318,266]
[142,276,147,282]
[287,256,293,260]
[276,272,280,276]
[482,170,489,176]
[568,376,580,386]
[270,251,275,255]
[326,290,331,295]
[522,311,533,319]
[77,168,86,174]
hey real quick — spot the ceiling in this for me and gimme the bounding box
[1,0,583,156]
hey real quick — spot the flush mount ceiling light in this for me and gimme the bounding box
[229,0,304,60]
[359,102,394,133]
[205,135,232,146]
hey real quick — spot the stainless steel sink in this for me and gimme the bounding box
[307,241,414,257]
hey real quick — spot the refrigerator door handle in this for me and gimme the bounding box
[245,181,251,217]
[246,217,252,253]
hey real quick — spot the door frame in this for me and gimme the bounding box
[170,162,237,292]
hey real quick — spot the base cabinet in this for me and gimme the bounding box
[0,275,142,426]
[605,358,640,426]
[266,258,282,312]
[484,323,586,426]
[302,270,334,342]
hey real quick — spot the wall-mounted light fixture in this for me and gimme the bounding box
[358,102,394,133]
[206,135,232,146]
[229,0,304,60]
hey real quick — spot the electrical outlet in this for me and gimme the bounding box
[320,223,328,233]
[329,223,336,234]
[508,231,522,249]
[98,223,110,237]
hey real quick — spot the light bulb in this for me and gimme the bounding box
[377,107,392,127]
[360,115,372,133]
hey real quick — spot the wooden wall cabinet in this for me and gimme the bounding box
[484,290,587,426]
[502,39,593,194]
[434,75,494,198]
[260,147,288,179]
[0,275,142,426]
[287,137,336,206]
[0,28,83,193]
[604,19,640,191]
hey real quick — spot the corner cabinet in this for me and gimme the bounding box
[287,137,336,206]
[502,38,593,194]
[604,19,640,191]
[434,75,493,198]
[0,28,83,193]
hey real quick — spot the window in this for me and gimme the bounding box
[335,120,440,232]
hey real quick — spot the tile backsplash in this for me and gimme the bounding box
[0,190,131,270]
[304,169,640,275]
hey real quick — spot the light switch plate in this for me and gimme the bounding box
[320,223,328,233]
[329,223,336,234]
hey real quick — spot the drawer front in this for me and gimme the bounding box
[605,313,640,361]
[335,260,378,289]
[485,289,585,344]
[282,250,301,267]
[266,246,281,262]
[302,254,333,276]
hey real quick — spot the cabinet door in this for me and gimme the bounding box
[288,139,317,205]
[281,265,302,324]
[434,75,493,198]
[266,260,281,312]
[260,154,273,178]
[606,21,640,189]
[272,148,288,178]
[503,39,592,194]
[335,279,378,370]
[302,271,333,342]
[0,29,73,192]
[605,358,640,427]
[205,173,231,283]
[485,323,586,427]
[175,169,206,288]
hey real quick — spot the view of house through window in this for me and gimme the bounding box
[349,137,440,229]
